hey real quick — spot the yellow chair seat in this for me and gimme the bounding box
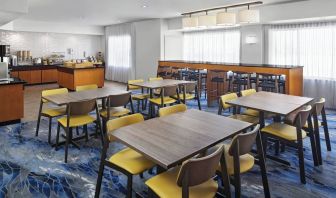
[172,93,195,100]
[145,167,218,198]
[58,115,96,127]
[132,94,149,100]
[128,85,141,90]
[42,107,66,117]
[304,120,322,129]
[149,97,176,105]
[222,144,254,175]
[229,114,259,124]
[242,109,259,117]
[261,123,307,141]
[100,107,130,118]
[109,148,155,175]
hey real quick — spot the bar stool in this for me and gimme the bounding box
[231,72,251,94]
[256,73,279,93]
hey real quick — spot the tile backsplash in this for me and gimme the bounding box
[0,30,104,60]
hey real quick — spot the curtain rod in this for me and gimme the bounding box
[181,1,263,16]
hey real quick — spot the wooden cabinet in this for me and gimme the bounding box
[30,70,42,84]
[42,69,58,83]
[10,71,19,78]
[0,84,24,122]
[18,71,31,83]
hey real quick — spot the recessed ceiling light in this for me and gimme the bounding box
[142,5,147,8]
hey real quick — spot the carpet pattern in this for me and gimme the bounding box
[0,98,336,198]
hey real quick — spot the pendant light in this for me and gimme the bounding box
[238,5,260,24]
[182,15,198,29]
[198,12,216,28]
[216,9,236,26]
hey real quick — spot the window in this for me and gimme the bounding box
[266,23,336,79]
[183,28,241,63]
[108,34,132,68]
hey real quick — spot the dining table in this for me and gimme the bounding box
[112,109,270,198]
[226,91,317,164]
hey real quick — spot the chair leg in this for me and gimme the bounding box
[84,124,89,142]
[64,127,71,163]
[197,97,201,110]
[308,130,319,166]
[127,174,133,198]
[48,117,52,144]
[137,100,140,112]
[94,142,108,198]
[35,101,43,137]
[55,123,61,150]
[76,127,80,136]
[322,109,331,151]
[297,138,306,184]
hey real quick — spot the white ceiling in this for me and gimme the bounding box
[19,0,304,26]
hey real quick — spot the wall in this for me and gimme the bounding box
[0,30,103,60]
[240,25,264,64]
[134,19,161,80]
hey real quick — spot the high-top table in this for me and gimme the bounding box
[112,109,270,197]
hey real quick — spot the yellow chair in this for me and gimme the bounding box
[127,79,149,112]
[55,99,102,163]
[215,125,260,197]
[261,105,313,184]
[171,83,202,110]
[75,84,98,92]
[159,104,187,117]
[149,85,179,117]
[149,77,163,81]
[146,145,223,198]
[240,89,260,117]
[95,114,155,198]
[218,93,259,124]
[36,88,68,144]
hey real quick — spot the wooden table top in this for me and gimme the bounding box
[112,109,253,169]
[42,87,129,106]
[227,91,314,115]
[129,79,196,89]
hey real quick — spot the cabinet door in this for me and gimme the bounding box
[10,71,19,78]
[30,70,42,84]
[18,71,31,83]
[42,69,58,83]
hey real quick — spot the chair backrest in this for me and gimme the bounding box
[161,85,178,97]
[107,92,131,107]
[312,98,325,116]
[220,93,238,110]
[159,104,187,117]
[183,83,196,93]
[177,145,223,187]
[67,99,96,116]
[149,77,163,81]
[294,105,312,128]
[75,84,98,92]
[241,89,256,97]
[106,113,144,142]
[228,125,259,156]
[42,88,68,103]
[127,79,144,90]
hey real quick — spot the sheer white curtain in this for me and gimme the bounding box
[105,23,135,83]
[265,22,336,108]
[183,28,241,63]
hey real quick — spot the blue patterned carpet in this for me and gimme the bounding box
[0,98,336,198]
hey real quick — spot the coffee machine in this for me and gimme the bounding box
[0,45,10,66]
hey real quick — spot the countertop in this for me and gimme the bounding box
[10,64,104,71]
[0,77,26,86]
[159,60,304,69]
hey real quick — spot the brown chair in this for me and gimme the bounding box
[36,88,68,144]
[145,145,224,198]
[262,105,313,184]
[171,83,201,110]
[95,114,155,198]
[148,85,180,118]
[285,98,330,165]
[55,99,102,163]
[127,79,149,112]
[100,92,134,134]
[216,125,261,197]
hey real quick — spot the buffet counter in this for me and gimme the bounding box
[10,65,60,84]
[57,66,105,90]
[0,78,25,124]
